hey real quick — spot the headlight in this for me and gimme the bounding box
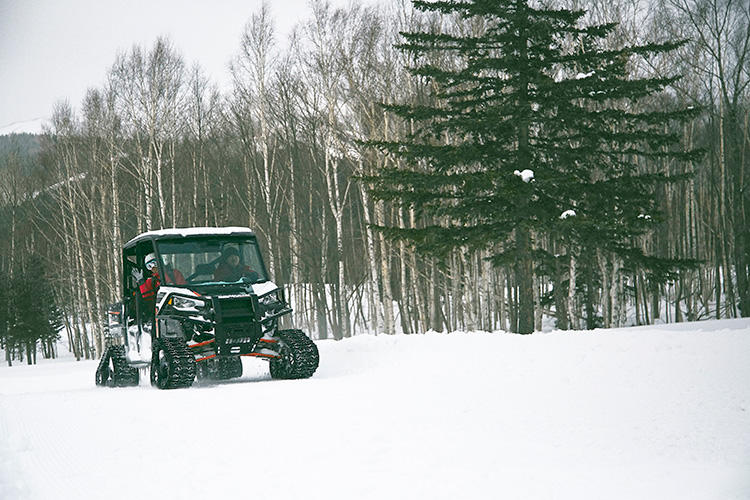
[259,290,280,306]
[171,295,206,313]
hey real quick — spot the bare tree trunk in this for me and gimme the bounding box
[718,101,736,316]
[375,200,394,334]
[459,253,472,331]
[359,179,380,334]
[497,268,507,331]
[429,259,443,332]
[87,197,104,357]
[568,249,578,331]
[554,255,569,330]
[597,250,611,328]
[481,252,493,331]
[318,205,329,340]
[516,227,535,334]
[449,254,461,331]
[170,140,177,227]
[154,143,166,228]
[143,148,154,232]
[507,272,518,333]
[109,145,122,299]
[533,274,543,332]
[398,208,411,334]
[289,157,303,328]
[614,260,625,327]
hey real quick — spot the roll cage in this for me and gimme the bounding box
[122,228,269,298]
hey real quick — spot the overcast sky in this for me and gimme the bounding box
[0,0,364,133]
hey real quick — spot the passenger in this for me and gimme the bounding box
[161,262,187,285]
[131,253,160,325]
[131,253,187,328]
[213,247,255,282]
[132,253,186,304]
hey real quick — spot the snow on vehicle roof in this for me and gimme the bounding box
[125,227,256,247]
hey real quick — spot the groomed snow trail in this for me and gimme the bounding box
[1,319,749,500]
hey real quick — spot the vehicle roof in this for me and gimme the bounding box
[124,227,257,249]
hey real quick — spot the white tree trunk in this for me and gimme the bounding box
[597,250,613,328]
[288,157,303,328]
[359,179,381,334]
[568,249,578,330]
[154,142,166,228]
[109,143,122,299]
[375,200,394,334]
[398,207,410,334]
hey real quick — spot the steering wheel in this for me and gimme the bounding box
[187,262,217,282]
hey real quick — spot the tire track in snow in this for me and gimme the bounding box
[0,397,29,499]
[1,393,89,499]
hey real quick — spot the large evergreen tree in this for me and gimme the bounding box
[368,0,699,333]
[10,255,63,364]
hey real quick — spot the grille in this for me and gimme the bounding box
[213,296,256,322]
[212,295,262,353]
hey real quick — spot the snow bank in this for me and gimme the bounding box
[1,319,749,500]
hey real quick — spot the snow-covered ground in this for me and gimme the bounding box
[0,118,46,136]
[1,319,749,500]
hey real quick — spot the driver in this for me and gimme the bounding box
[213,246,255,282]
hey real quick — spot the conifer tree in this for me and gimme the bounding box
[11,255,63,364]
[368,0,699,333]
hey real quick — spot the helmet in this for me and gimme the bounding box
[145,253,158,270]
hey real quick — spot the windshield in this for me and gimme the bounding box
[155,237,268,285]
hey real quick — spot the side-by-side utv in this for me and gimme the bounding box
[95,227,319,389]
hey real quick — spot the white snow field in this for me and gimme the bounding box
[1,319,749,500]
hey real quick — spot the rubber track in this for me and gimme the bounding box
[269,329,319,379]
[217,357,243,380]
[95,347,111,386]
[159,338,196,389]
[111,345,140,386]
[96,345,139,387]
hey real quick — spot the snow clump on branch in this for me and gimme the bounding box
[513,169,534,183]
[560,210,576,219]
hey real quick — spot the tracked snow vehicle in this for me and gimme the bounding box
[95,227,319,389]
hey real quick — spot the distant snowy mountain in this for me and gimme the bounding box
[1,319,749,499]
[0,117,47,136]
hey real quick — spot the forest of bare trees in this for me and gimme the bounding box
[0,0,747,362]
